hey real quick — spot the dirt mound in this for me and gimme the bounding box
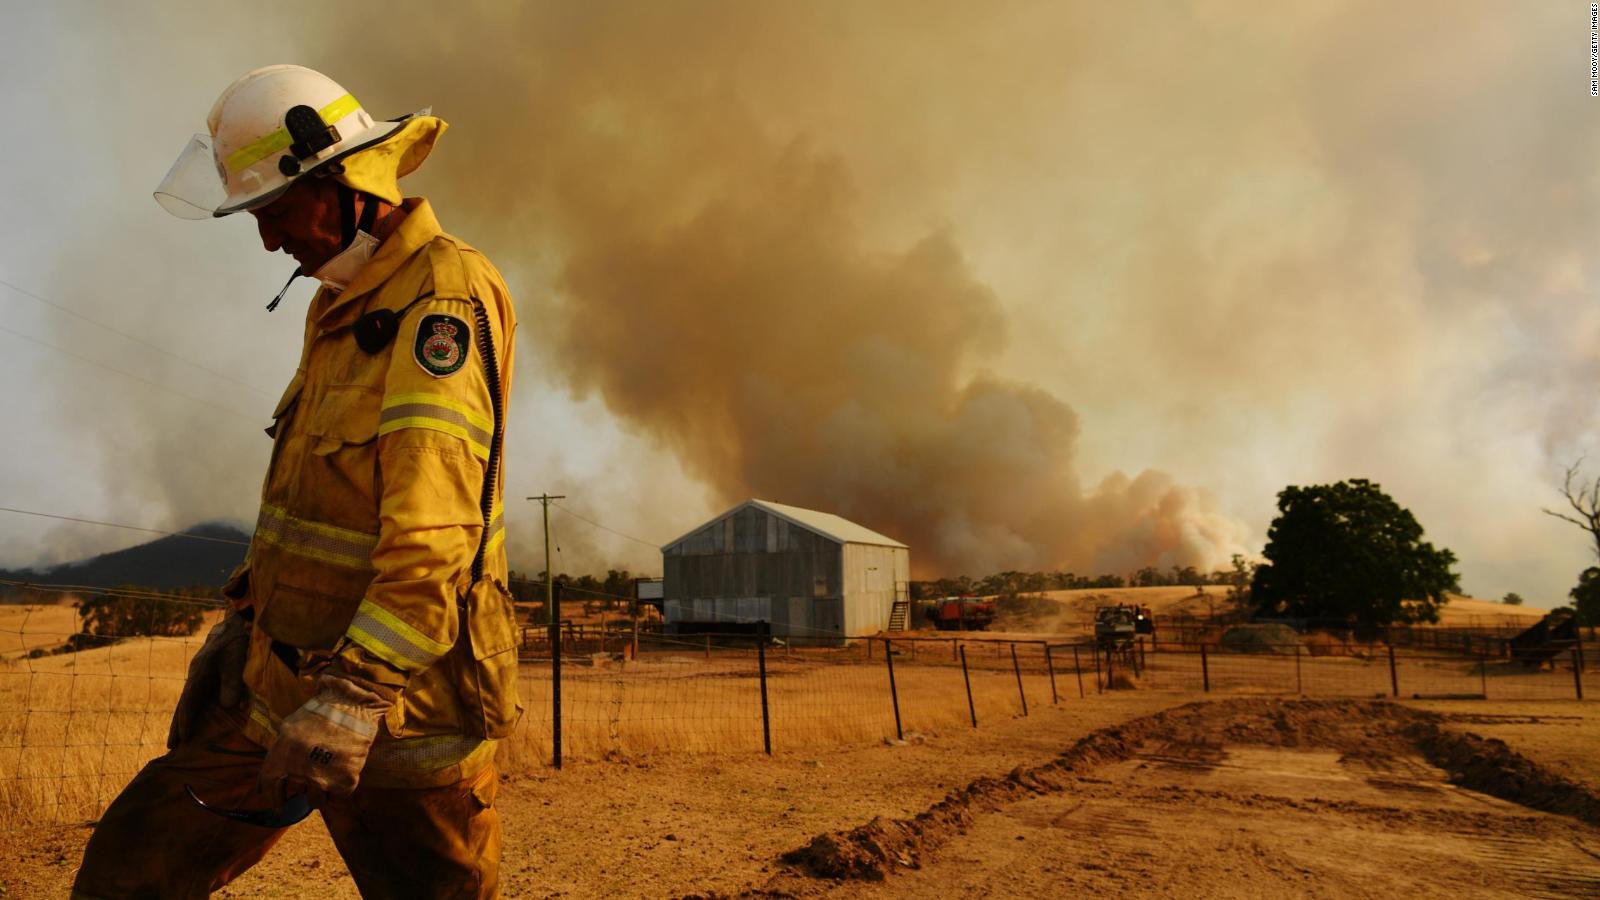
[1219,623,1301,654]
[1407,722,1600,828]
[778,699,1600,884]
[780,715,1161,880]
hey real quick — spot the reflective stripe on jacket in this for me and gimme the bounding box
[237,198,519,788]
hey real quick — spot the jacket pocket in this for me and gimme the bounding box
[452,577,523,740]
[256,579,366,651]
[306,384,381,455]
[266,371,305,439]
[294,384,382,533]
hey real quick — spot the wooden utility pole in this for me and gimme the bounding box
[529,494,566,768]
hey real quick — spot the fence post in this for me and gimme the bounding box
[960,645,977,727]
[1200,644,1210,693]
[1574,648,1585,701]
[551,615,563,771]
[1072,646,1085,698]
[1138,638,1146,676]
[1388,645,1399,698]
[1479,654,1487,699]
[1011,643,1028,716]
[884,638,903,741]
[632,616,640,660]
[1106,644,1116,689]
[758,622,772,755]
[1295,645,1303,695]
[1094,642,1104,693]
[1046,644,1059,704]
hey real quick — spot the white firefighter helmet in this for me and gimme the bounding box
[155,65,417,219]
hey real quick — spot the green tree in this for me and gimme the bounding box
[1501,592,1524,606]
[1250,479,1460,626]
[1567,568,1600,629]
[75,586,207,649]
[1224,554,1256,606]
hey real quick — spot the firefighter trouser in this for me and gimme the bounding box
[71,708,500,899]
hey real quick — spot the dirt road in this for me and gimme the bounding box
[2,694,1596,898]
[792,700,1600,899]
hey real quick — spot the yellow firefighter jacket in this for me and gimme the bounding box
[230,198,520,788]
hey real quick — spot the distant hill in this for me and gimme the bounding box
[1,522,249,593]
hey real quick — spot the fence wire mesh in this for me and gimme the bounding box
[1,595,1593,828]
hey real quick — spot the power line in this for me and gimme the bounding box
[0,276,274,400]
[0,324,261,424]
[551,502,663,549]
[0,578,226,608]
[0,506,250,547]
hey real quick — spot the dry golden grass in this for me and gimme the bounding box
[1006,587,1550,632]
[0,604,82,658]
[0,633,194,827]
[1433,593,1549,627]
[1,611,1585,831]
[494,648,1062,772]
[0,625,1066,828]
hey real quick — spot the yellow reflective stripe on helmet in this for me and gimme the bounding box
[225,92,361,174]
[378,393,492,460]
[347,598,453,673]
[254,503,378,570]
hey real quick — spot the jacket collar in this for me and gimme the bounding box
[310,197,442,333]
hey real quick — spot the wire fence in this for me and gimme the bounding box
[0,593,1594,829]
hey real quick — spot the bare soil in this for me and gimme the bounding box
[2,695,1596,898]
[773,699,1600,898]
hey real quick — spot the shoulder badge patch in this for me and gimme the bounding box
[414,313,471,378]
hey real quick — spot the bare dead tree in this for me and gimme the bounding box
[1542,458,1600,563]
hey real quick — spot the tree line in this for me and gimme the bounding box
[1,584,215,657]
[910,558,1255,601]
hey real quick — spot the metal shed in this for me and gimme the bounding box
[661,499,910,644]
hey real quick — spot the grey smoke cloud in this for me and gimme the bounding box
[0,2,1593,599]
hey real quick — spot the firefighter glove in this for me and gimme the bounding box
[166,610,251,749]
[259,674,393,806]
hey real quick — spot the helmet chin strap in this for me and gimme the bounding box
[265,183,380,311]
[266,267,302,312]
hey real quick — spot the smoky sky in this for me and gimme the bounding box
[1,2,1596,597]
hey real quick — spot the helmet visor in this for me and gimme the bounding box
[154,135,226,220]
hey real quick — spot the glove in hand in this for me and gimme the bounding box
[258,674,392,806]
[166,611,250,749]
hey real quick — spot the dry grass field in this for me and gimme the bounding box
[0,601,1594,897]
[0,603,82,657]
[0,624,1066,827]
[1016,586,1549,632]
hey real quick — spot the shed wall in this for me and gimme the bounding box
[663,503,908,643]
[664,506,843,640]
[841,543,911,635]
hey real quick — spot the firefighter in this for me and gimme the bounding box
[74,65,520,899]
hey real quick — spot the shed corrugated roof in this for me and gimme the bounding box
[661,499,909,550]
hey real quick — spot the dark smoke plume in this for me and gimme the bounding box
[285,1,1249,577]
